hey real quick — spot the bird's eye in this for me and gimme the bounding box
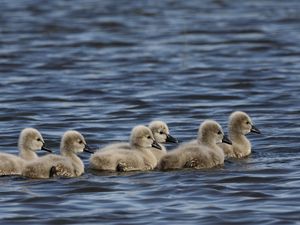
[217,131,222,135]
[79,140,83,144]
[246,121,250,124]
[159,131,164,135]
[37,138,41,142]
[147,136,151,139]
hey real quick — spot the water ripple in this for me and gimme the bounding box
[0,0,300,224]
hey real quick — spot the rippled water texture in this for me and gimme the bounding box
[0,0,300,224]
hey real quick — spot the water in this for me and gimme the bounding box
[0,0,300,224]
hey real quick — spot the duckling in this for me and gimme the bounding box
[90,125,161,172]
[22,130,91,178]
[99,121,178,161]
[0,128,51,176]
[219,111,260,158]
[158,120,231,170]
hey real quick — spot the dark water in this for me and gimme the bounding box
[0,0,300,224]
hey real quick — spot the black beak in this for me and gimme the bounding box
[251,125,261,134]
[166,134,179,143]
[222,135,232,145]
[41,145,52,153]
[84,144,94,153]
[152,140,162,150]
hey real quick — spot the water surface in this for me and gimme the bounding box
[0,0,300,224]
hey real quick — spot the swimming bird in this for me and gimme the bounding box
[219,111,260,158]
[90,125,161,172]
[148,120,178,160]
[158,120,231,170]
[0,128,51,176]
[22,130,91,178]
[99,121,178,161]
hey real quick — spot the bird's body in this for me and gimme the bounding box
[158,120,231,170]
[219,111,260,158]
[90,125,162,172]
[0,128,50,176]
[22,130,89,178]
[98,121,178,162]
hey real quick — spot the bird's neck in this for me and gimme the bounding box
[230,131,251,155]
[19,148,38,160]
[229,131,248,144]
[61,149,84,176]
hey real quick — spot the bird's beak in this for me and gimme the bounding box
[166,134,179,143]
[41,145,52,153]
[152,140,162,150]
[222,135,232,145]
[251,125,261,134]
[83,144,94,153]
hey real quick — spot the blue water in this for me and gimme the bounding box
[0,0,300,224]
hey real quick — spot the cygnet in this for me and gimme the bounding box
[148,120,178,160]
[99,121,178,161]
[22,130,91,178]
[219,111,260,158]
[0,128,51,176]
[158,120,231,170]
[90,125,161,172]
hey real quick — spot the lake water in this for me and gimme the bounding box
[0,0,300,224]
